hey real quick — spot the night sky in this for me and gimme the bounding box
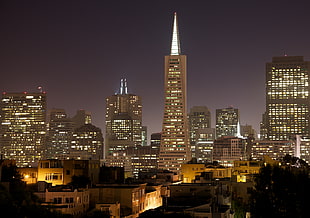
[1,0,310,140]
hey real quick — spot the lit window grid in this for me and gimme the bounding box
[266,62,310,140]
[1,93,46,167]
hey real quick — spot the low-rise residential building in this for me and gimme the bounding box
[184,203,232,218]
[18,167,38,184]
[138,169,179,184]
[95,202,121,218]
[37,159,100,186]
[181,163,206,183]
[144,185,163,211]
[89,183,163,218]
[232,160,262,182]
[43,187,89,217]
[181,163,232,183]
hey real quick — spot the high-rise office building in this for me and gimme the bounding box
[265,56,310,140]
[216,107,240,139]
[188,106,211,157]
[151,133,161,147]
[0,92,47,167]
[105,79,142,156]
[70,124,104,160]
[251,140,295,161]
[141,126,147,146]
[127,145,159,178]
[158,13,190,173]
[259,112,268,140]
[240,124,256,138]
[213,136,246,166]
[195,128,215,163]
[46,109,73,159]
[72,109,92,130]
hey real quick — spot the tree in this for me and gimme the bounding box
[0,165,67,217]
[250,163,310,217]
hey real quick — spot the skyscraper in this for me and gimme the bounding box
[158,13,190,173]
[70,123,104,160]
[105,79,142,156]
[195,128,215,163]
[188,106,211,158]
[216,107,240,139]
[265,56,310,140]
[46,108,73,159]
[0,92,47,167]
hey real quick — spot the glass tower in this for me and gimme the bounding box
[46,109,73,159]
[216,107,240,139]
[266,56,310,140]
[188,106,211,158]
[0,92,47,167]
[158,13,190,173]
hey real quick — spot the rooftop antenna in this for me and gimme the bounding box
[119,78,128,95]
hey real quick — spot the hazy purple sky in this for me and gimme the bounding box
[1,0,310,139]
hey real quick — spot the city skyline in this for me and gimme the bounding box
[1,1,310,138]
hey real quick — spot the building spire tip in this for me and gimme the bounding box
[170,12,181,55]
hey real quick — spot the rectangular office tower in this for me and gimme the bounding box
[216,107,240,139]
[188,106,211,158]
[266,56,310,140]
[158,13,190,173]
[105,79,142,156]
[0,92,47,167]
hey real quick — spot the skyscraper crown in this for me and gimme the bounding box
[170,12,181,55]
[119,78,128,95]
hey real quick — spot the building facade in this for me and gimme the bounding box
[44,188,89,216]
[0,92,47,167]
[46,108,73,159]
[265,56,310,140]
[212,136,246,166]
[37,159,100,186]
[158,13,190,173]
[105,79,142,157]
[251,140,295,161]
[150,133,161,147]
[188,106,211,158]
[90,183,163,217]
[141,126,147,146]
[72,109,92,130]
[216,107,240,139]
[70,124,104,160]
[127,145,159,178]
[195,128,215,163]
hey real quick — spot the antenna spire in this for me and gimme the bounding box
[119,78,128,95]
[170,12,181,55]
